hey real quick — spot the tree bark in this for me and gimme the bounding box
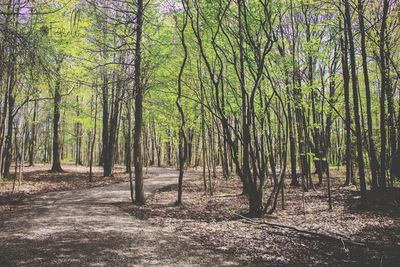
[133,0,145,205]
[175,8,188,205]
[340,18,353,186]
[51,58,63,173]
[357,0,379,190]
[28,100,38,166]
[344,0,367,205]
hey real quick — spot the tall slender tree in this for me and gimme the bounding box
[343,0,367,205]
[133,0,145,205]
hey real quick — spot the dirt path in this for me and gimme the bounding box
[0,167,241,266]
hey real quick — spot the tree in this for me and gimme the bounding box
[357,0,378,190]
[343,0,367,205]
[50,55,64,173]
[134,0,145,205]
[175,5,188,206]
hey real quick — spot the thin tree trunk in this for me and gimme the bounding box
[340,18,353,186]
[357,0,379,190]
[175,10,188,205]
[133,0,145,205]
[28,100,37,166]
[89,86,98,182]
[378,0,389,190]
[344,0,367,206]
[127,92,134,202]
[51,58,63,173]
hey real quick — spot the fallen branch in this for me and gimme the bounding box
[212,194,240,198]
[236,213,366,247]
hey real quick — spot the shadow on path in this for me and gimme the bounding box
[0,168,241,266]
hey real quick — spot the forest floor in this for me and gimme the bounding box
[0,165,399,266]
[121,169,400,266]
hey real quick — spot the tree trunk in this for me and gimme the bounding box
[133,0,145,205]
[127,91,134,202]
[28,100,38,166]
[378,0,389,190]
[176,11,188,205]
[3,94,14,177]
[89,86,98,182]
[344,0,367,205]
[357,0,379,190]
[51,58,63,173]
[340,18,353,187]
[100,74,109,167]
